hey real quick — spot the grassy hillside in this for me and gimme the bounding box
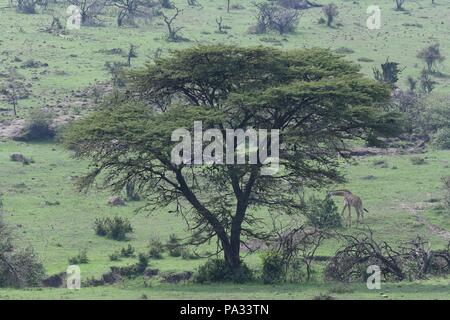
[0,0,449,299]
[0,140,449,299]
[1,0,450,119]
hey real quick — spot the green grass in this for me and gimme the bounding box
[1,140,449,299]
[1,278,449,300]
[1,0,450,299]
[1,0,450,119]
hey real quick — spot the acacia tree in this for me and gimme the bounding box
[64,46,402,273]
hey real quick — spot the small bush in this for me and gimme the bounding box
[0,247,45,288]
[410,156,427,165]
[68,249,89,265]
[194,259,253,284]
[261,251,285,284]
[306,197,341,229]
[0,218,45,288]
[434,128,450,150]
[148,238,164,259]
[120,244,135,257]
[94,216,133,241]
[19,109,55,141]
[109,252,121,261]
[166,234,182,257]
[136,253,149,273]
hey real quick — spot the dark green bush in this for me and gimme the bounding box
[0,217,45,288]
[166,234,182,257]
[109,252,121,261]
[306,197,342,229]
[434,128,450,150]
[148,238,164,259]
[94,216,133,241]
[68,249,89,264]
[194,259,253,284]
[120,244,135,257]
[19,109,55,141]
[261,251,285,284]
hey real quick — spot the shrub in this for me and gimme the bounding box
[68,249,89,265]
[94,216,133,241]
[120,244,135,257]
[261,251,285,284]
[19,109,55,141]
[0,218,45,289]
[306,197,341,229]
[254,2,299,35]
[136,253,149,273]
[194,259,253,284]
[109,252,121,261]
[148,238,164,259]
[166,234,181,257]
[434,128,450,150]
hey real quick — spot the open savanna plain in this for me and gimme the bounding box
[0,0,449,299]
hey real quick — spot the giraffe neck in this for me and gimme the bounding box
[330,189,353,197]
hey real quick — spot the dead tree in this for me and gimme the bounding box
[112,0,139,27]
[162,6,184,41]
[395,0,405,10]
[325,230,450,282]
[127,44,138,67]
[68,0,106,26]
[0,69,31,117]
[215,16,225,33]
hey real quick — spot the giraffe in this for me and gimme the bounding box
[327,189,368,227]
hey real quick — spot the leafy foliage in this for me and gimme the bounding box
[94,216,133,241]
[261,251,285,284]
[65,45,402,272]
[306,197,341,229]
[194,259,253,283]
[0,218,45,288]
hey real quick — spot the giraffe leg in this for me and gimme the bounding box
[348,206,352,228]
[360,207,364,224]
[341,205,347,218]
[341,205,347,227]
[356,207,360,224]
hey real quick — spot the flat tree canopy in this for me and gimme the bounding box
[64,45,402,273]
